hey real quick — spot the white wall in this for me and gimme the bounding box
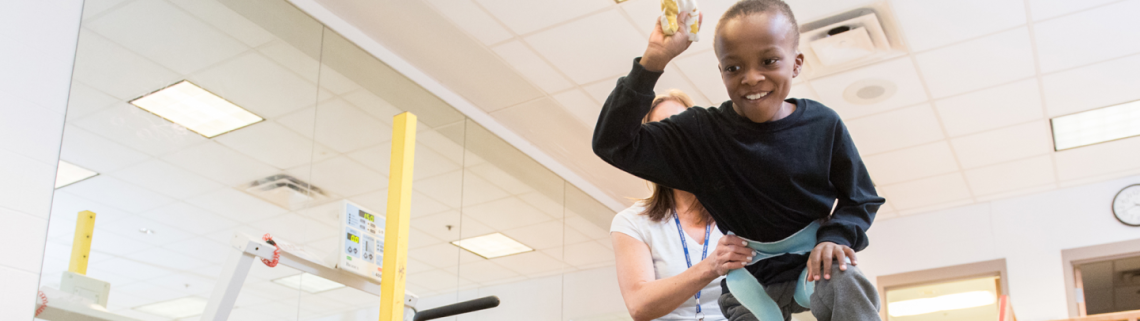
[860,174,1140,321]
[0,0,84,319]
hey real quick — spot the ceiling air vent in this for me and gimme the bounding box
[242,174,335,210]
[798,3,907,78]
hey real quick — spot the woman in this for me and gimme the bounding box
[610,90,754,321]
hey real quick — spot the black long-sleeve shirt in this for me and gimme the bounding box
[593,59,885,285]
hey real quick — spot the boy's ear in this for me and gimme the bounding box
[792,51,805,78]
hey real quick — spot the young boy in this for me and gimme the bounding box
[592,0,885,320]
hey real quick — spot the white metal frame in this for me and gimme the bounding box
[202,233,418,321]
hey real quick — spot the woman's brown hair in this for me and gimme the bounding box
[640,90,711,223]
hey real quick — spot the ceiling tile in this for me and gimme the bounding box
[409,227,444,250]
[73,104,208,157]
[474,0,612,35]
[407,269,469,290]
[562,241,614,267]
[879,173,972,211]
[132,248,212,271]
[950,120,1053,169]
[162,142,279,186]
[167,0,276,47]
[965,155,1055,196]
[412,210,495,243]
[408,243,464,269]
[1026,0,1118,20]
[49,191,132,235]
[491,250,568,276]
[424,0,513,45]
[655,65,711,106]
[674,50,728,105]
[462,197,554,231]
[188,52,318,119]
[502,220,588,250]
[462,172,512,206]
[284,99,393,153]
[186,188,287,223]
[863,141,959,185]
[492,40,574,94]
[111,159,222,199]
[64,82,119,121]
[165,237,232,265]
[456,260,520,284]
[71,30,181,100]
[416,171,464,208]
[845,104,944,155]
[62,176,174,213]
[96,259,173,282]
[466,163,535,195]
[518,191,565,218]
[789,83,819,102]
[581,76,625,109]
[81,0,131,20]
[140,202,239,236]
[87,229,155,257]
[554,88,604,128]
[340,90,405,126]
[215,121,336,169]
[1034,0,1140,73]
[564,214,610,240]
[524,10,646,84]
[86,0,249,75]
[250,213,334,244]
[808,57,929,119]
[289,156,386,197]
[1041,54,1140,117]
[935,78,1045,137]
[1054,135,1140,182]
[915,27,1036,98]
[100,215,194,246]
[891,0,1026,52]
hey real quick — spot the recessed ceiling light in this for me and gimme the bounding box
[55,161,98,188]
[451,233,533,259]
[133,297,208,319]
[1051,99,1140,151]
[129,80,263,138]
[842,78,897,105]
[888,290,995,317]
[272,273,345,293]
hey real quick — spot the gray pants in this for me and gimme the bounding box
[719,263,880,321]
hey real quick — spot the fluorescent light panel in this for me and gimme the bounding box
[133,297,208,319]
[55,161,98,188]
[451,233,533,259]
[130,80,262,138]
[1051,99,1140,150]
[888,290,995,317]
[272,273,345,293]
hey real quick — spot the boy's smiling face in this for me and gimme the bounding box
[714,11,803,120]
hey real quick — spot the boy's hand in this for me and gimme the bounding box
[806,241,858,281]
[641,12,702,72]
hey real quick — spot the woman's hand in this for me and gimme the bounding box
[706,234,754,277]
[641,12,702,72]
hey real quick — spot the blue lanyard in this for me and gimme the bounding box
[673,208,711,317]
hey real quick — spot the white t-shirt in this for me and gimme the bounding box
[610,204,727,321]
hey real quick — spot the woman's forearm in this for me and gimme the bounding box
[625,259,719,320]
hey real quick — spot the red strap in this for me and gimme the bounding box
[35,290,47,317]
[261,233,280,268]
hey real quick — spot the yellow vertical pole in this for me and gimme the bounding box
[380,112,416,321]
[68,210,97,275]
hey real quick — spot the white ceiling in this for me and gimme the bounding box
[45,0,617,319]
[314,0,1140,218]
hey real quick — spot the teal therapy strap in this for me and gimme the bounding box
[725,221,820,320]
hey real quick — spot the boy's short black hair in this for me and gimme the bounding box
[715,0,800,47]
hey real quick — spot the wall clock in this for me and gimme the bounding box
[1112,184,1140,227]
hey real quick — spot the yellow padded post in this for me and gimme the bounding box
[68,210,97,275]
[380,112,416,321]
